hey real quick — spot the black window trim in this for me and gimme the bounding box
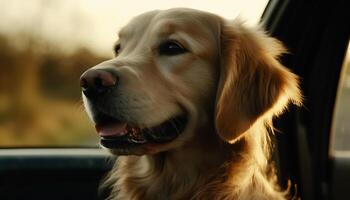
[262,0,350,199]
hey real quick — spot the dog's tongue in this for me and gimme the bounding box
[95,123,127,137]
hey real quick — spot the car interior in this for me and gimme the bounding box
[0,0,349,199]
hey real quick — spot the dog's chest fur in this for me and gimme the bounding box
[105,133,288,200]
[113,153,223,200]
[116,155,203,200]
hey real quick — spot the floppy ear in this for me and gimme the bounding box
[215,20,302,143]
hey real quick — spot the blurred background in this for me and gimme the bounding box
[0,0,268,147]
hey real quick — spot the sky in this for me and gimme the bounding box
[0,0,268,57]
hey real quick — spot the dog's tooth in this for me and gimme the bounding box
[130,137,147,144]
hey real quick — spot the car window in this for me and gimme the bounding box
[0,0,268,147]
[331,41,350,152]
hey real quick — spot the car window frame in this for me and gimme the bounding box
[262,0,350,199]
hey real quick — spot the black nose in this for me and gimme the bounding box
[80,69,117,98]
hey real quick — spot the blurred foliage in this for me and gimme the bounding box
[0,32,108,147]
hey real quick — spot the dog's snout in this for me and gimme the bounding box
[80,69,117,98]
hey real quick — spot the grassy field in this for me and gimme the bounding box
[0,96,98,147]
[0,33,105,148]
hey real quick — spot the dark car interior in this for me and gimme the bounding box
[0,0,349,199]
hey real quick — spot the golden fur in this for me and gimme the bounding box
[83,8,302,200]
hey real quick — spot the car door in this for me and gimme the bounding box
[263,0,350,199]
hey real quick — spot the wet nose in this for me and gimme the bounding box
[80,69,117,98]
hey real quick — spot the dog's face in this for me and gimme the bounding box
[80,8,301,155]
[81,9,221,155]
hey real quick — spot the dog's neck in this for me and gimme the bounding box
[151,128,232,178]
[110,125,264,200]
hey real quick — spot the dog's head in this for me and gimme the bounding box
[80,8,301,155]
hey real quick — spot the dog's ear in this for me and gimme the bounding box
[215,20,302,143]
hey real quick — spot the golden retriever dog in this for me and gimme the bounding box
[80,8,301,200]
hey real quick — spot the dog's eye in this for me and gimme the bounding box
[159,40,187,56]
[114,44,121,56]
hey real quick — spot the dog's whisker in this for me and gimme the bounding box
[73,100,86,113]
[170,118,180,135]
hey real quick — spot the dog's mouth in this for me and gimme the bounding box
[95,113,188,149]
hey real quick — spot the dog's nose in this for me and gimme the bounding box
[80,69,117,98]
